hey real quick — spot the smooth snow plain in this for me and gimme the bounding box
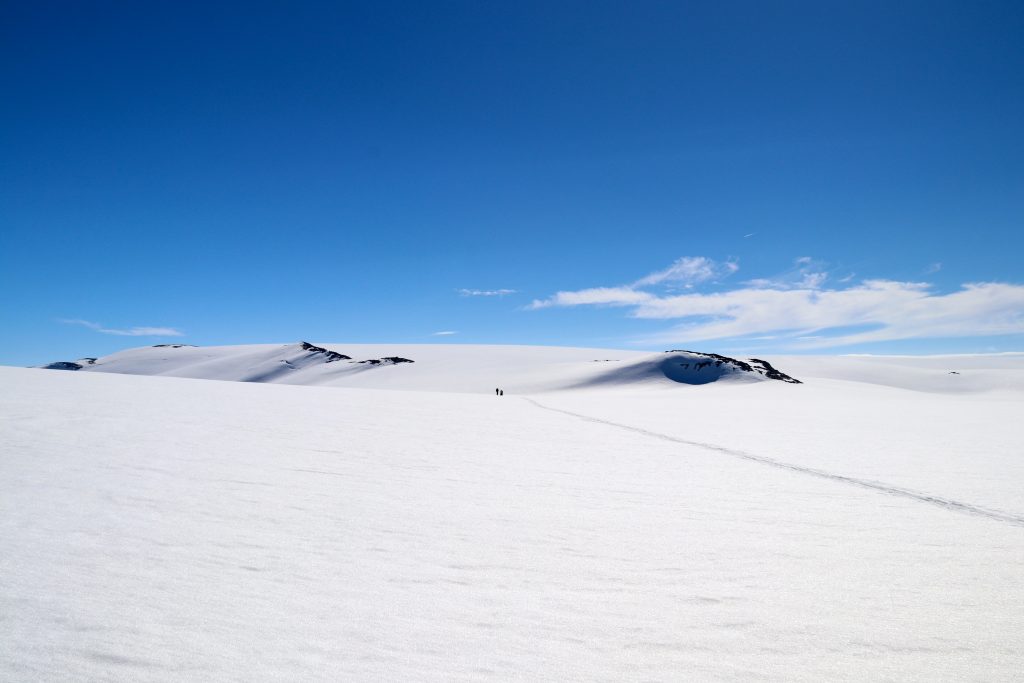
[2,343,1023,681]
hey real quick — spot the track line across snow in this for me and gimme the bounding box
[523,397,1024,528]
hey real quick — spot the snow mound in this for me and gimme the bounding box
[575,350,801,388]
[44,343,1024,394]
[39,343,803,393]
[40,342,418,385]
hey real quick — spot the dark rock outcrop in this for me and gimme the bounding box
[299,341,351,362]
[665,350,801,384]
[747,358,801,384]
[356,356,415,365]
[43,361,83,371]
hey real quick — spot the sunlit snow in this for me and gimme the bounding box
[2,344,1022,680]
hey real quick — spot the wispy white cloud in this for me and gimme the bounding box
[632,256,736,288]
[632,280,1024,344]
[925,262,943,274]
[528,258,1024,349]
[529,256,738,310]
[60,319,184,337]
[457,288,517,297]
[744,257,828,290]
[799,271,828,289]
[432,330,458,336]
[529,287,654,309]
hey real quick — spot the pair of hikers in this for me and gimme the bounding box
[494,388,504,396]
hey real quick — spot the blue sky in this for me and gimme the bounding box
[2,1,1022,366]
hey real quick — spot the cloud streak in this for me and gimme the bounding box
[457,288,517,297]
[529,257,1024,349]
[530,286,654,309]
[632,256,737,288]
[60,319,184,337]
[529,256,738,310]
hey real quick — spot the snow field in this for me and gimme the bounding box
[1,365,1023,681]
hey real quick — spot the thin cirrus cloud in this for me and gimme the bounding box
[432,330,458,336]
[529,257,1024,349]
[529,256,739,310]
[60,319,184,337]
[744,256,829,291]
[632,256,737,288]
[457,288,517,297]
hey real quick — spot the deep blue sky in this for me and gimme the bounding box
[3,1,1023,365]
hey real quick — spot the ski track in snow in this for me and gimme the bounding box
[523,397,1024,528]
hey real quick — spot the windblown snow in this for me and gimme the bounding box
[3,344,1023,681]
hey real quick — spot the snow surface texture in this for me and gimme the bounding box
[3,346,1024,681]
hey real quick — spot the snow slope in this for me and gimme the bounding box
[50,341,801,391]
[3,348,1024,681]
[774,352,1024,394]
[63,341,664,393]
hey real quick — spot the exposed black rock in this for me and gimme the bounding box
[153,344,196,348]
[356,356,415,365]
[747,358,802,384]
[43,361,83,371]
[664,350,801,383]
[299,341,351,362]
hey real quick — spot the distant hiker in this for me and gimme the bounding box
[495,388,500,395]
[499,389,504,396]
